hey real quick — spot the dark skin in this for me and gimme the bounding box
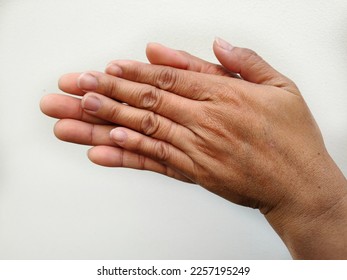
[40,38,347,259]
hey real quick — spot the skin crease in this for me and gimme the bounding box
[40,39,347,259]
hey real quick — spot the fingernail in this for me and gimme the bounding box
[215,37,234,51]
[82,95,101,112]
[77,72,98,91]
[110,128,127,142]
[106,64,123,76]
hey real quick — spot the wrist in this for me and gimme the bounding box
[265,153,347,259]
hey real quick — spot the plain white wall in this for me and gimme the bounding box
[0,0,346,259]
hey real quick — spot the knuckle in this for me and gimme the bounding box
[89,124,96,145]
[139,86,161,109]
[140,112,160,136]
[108,104,120,121]
[154,141,170,161]
[104,78,118,99]
[137,154,146,170]
[118,149,125,167]
[156,67,178,91]
[216,83,243,106]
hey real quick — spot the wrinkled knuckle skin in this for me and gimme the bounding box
[156,67,178,91]
[140,86,160,109]
[105,78,118,99]
[89,124,96,145]
[141,112,160,136]
[138,154,146,170]
[154,141,170,161]
[109,105,120,122]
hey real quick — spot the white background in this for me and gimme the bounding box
[0,0,346,259]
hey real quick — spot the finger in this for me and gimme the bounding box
[54,119,116,146]
[213,37,299,94]
[146,42,239,78]
[59,71,113,96]
[40,94,110,124]
[58,73,85,95]
[88,145,193,183]
[105,60,214,101]
[80,92,196,150]
[77,72,199,124]
[110,127,195,178]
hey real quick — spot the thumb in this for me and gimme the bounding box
[213,37,299,94]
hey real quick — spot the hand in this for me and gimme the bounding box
[40,42,235,182]
[41,39,347,258]
[77,41,331,211]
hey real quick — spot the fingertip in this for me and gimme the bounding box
[105,63,123,76]
[39,95,49,113]
[58,72,85,95]
[212,38,241,75]
[214,37,234,52]
[87,146,105,166]
[39,94,61,116]
[86,146,121,167]
[212,38,223,56]
[58,73,74,89]
[147,41,169,50]
[146,42,163,61]
[146,42,162,49]
[146,42,188,69]
[86,146,95,161]
[146,42,160,60]
[53,119,64,140]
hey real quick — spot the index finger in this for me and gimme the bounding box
[106,60,216,101]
